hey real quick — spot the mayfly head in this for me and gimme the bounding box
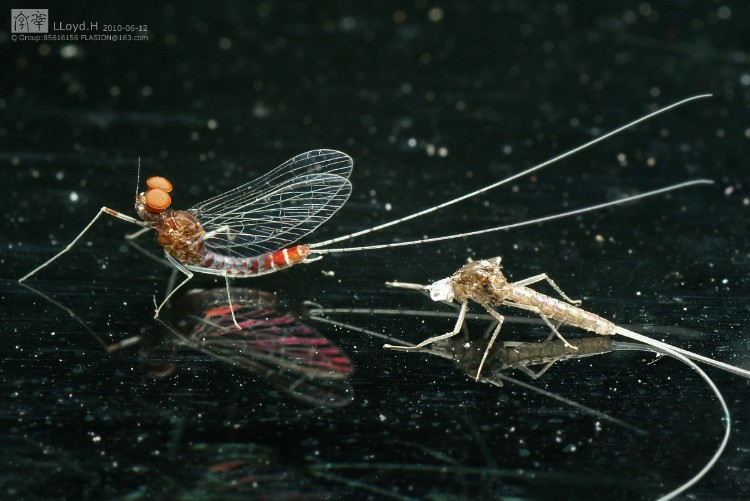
[427,277,455,302]
[136,176,174,221]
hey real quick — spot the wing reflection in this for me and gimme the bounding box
[148,288,355,408]
[21,282,354,408]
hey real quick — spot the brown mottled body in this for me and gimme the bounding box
[386,256,618,380]
[155,211,208,265]
[450,258,615,335]
[136,194,309,275]
[136,195,207,265]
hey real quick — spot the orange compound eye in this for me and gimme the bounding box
[144,189,172,213]
[146,176,173,193]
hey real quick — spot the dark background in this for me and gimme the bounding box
[2,1,749,499]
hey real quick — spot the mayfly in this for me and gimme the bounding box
[19,95,713,326]
[384,257,750,382]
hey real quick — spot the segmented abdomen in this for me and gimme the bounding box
[508,286,615,334]
[199,245,311,277]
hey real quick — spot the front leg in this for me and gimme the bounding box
[19,207,146,283]
[384,301,469,351]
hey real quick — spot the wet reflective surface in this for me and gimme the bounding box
[3,2,750,499]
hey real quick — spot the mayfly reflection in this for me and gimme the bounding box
[111,288,355,408]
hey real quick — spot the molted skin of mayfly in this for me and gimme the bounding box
[450,257,511,305]
[154,210,207,265]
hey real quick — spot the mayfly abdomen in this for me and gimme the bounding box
[200,245,311,277]
[509,286,615,334]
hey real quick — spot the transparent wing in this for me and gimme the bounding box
[189,149,353,257]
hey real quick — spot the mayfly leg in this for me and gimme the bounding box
[514,273,582,305]
[385,301,470,352]
[18,157,150,284]
[19,207,148,283]
[157,255,194,318]
[126,227,151,240]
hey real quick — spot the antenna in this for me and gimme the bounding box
[135,156,142,196]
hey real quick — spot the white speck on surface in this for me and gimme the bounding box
[69,192,79,202]
[60,44,79,59]
[427,7,444,22]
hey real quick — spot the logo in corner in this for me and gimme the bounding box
[11,9,48,33]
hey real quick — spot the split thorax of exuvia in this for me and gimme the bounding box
[135,177,207,264]
[428,258,510,304]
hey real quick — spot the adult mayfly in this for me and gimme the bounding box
[20,95,712,326]
[20,149,354,325]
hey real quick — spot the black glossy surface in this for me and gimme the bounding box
[3,2,749,499]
